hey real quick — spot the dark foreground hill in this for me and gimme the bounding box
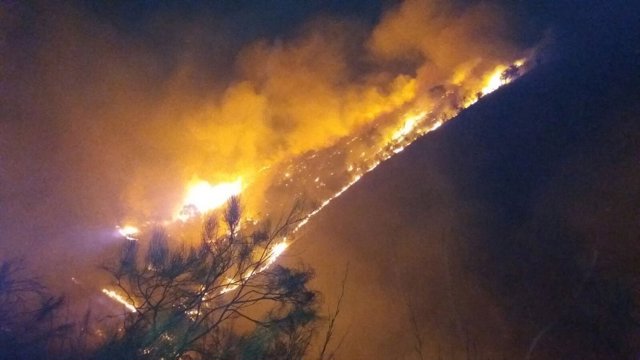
[291,14,640,360]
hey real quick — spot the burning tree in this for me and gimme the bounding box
[96,198,318,360]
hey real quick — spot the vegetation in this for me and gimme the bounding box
[0,199,339,360]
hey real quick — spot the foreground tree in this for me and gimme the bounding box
[95,197,319,360]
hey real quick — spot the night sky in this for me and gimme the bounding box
[1,0,639,358]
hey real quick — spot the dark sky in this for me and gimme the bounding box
[1,0,639,358]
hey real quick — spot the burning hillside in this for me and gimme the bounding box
[105,57,531,311]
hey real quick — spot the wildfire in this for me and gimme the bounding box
[106,57,530,308]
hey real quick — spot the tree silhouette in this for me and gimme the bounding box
[95,197,319,360]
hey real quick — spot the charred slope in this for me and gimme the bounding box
[295,18,640,360]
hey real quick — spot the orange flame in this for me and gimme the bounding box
[176,179,243,221]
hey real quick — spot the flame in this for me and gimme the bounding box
[177,179,243,220]
[480,67,507,95]
[392,111,428,141]
[102,288,137,312]
[480,59,525,96]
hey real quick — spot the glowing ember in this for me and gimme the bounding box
[178,179,242,220]
[102,288,137,312]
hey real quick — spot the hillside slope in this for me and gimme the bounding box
[291,24,640,359]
